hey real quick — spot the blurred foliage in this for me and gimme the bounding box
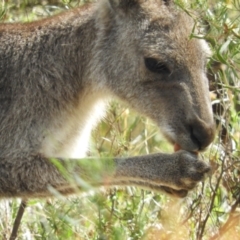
[0,0,240,239]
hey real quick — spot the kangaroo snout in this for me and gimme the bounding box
[189,119,215,151]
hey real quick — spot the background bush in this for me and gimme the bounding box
[0,0,240,239]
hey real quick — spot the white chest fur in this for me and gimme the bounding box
[40,95,107,159]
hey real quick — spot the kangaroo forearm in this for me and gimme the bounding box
[114,154,179,184]
[0,151,209,198]
[0,156,116,198]
[55,154,189,197]
[53,157,116,187]
[55,154,180,189]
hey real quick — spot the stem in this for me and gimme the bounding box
[10,199,27,240]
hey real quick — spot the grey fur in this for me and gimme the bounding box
[0,0,215,198]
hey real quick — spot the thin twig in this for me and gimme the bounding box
[196,158,225,240]
[10,199,27,240]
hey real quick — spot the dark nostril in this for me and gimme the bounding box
[190,126,202,150]
[189,121,215,151]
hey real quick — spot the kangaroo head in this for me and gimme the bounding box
[95,0,215,152]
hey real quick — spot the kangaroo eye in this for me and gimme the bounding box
[144,58,171,75]
[163,0,170,6]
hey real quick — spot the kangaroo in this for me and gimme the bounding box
[0,0,215,199]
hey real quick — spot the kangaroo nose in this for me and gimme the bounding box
[190,120,215,150]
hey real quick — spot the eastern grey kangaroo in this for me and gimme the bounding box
[0,0,215,199]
